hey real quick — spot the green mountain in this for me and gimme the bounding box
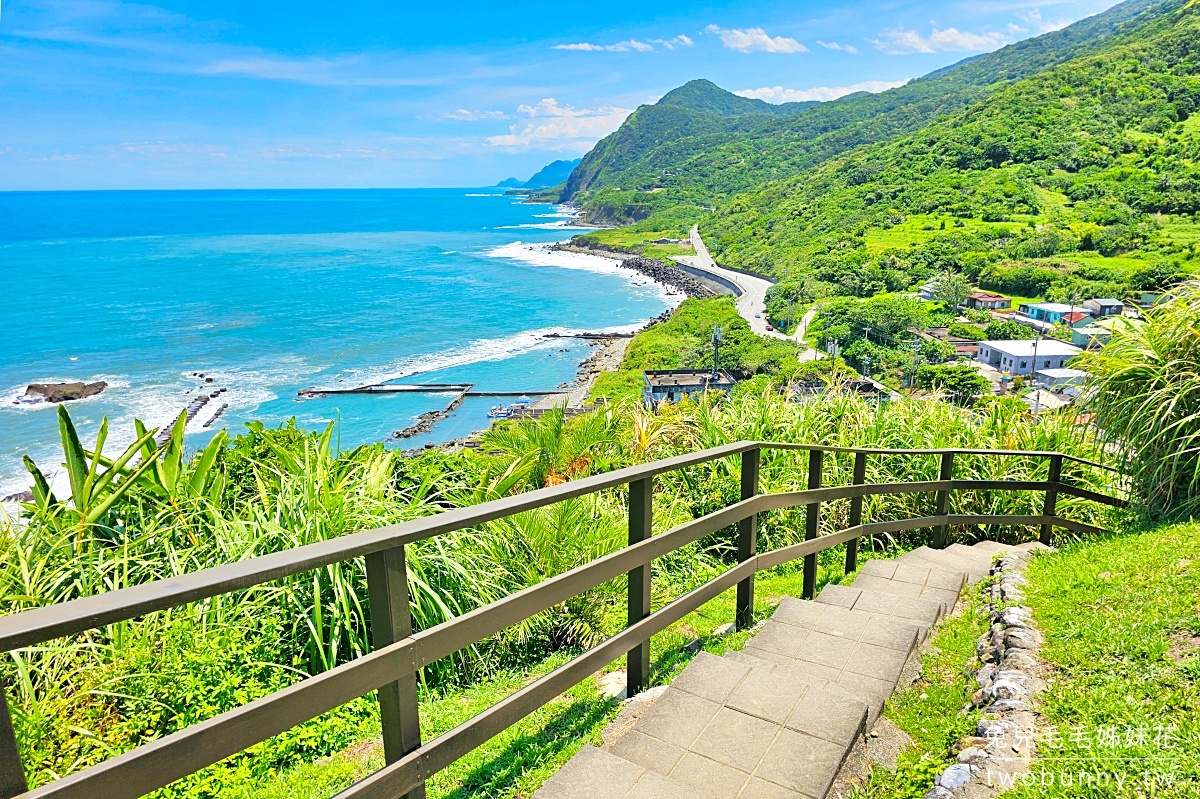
[497,158,582,189]
[564,0,1185,223]
[701,0,1199,302]
[561,80,813,204]
[655,79,814,117]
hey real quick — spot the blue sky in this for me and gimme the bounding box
[0,0,1120,189]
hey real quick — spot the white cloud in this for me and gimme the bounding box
[428,109,511,121]
[553,39,653,52]
[705,25,807,54]
[871,26,1008,54]
[1016,9,1072,33]
[553,34,692,53]
[651,35,694,50]
[487,98,633,151]
[736,79,910,103]
[817,40,858,54]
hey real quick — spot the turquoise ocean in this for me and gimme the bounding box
[0,189,677,496]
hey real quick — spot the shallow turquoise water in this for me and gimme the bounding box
[0,189,674,494]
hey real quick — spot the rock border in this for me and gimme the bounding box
[925,549,1049,799]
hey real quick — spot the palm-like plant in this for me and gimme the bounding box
[22,405,162,536]
[1075,284,1200,516]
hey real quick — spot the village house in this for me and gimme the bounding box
[915,327,980,358]
[1083,298,1124,317]
[643,369,736,405]
[1034,367,1089,397]
[1015,302,1093,325]
[964,291,1010,311]
[975,338,1082,375]
[1071,316,1132,348]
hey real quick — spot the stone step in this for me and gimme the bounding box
[605,651,869,799]
[946,542,994,561]
[740,598,920,724]
[535,744,717,799]
[896,546,991,583]
[814,584,940,641]
[969,540,1014,555]
[1013,540,1054,553]
[850,558,965,612]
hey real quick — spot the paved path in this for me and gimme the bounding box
[673,227,781,340]
[536,539,1047,799]
[673,227,822,360]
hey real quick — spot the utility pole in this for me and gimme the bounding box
[711,326,723,381]
[826,337,840,382]
[909,338,922,389]
[1032,330,1043,416]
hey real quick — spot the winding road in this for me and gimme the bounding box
[674,226,820,360]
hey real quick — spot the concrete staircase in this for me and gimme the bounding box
[535,540,1049,799]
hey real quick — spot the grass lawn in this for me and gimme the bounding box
[1008,522,1200,797]
[575,228,694,259]
[864,216,1024,254]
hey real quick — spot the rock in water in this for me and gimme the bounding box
[24,381,108,403]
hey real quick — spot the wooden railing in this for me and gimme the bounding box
[0,442,1125,799]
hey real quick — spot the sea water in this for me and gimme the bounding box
[0,189,677,495]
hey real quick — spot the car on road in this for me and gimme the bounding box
[754,313,761,318]
[765,324,774,331]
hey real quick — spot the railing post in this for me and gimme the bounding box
[365,545,425,799]
[934,452,954,549]
[803,450,823,600]
[0,680,27,799]
[736,447,760,630]
[627,476,653,696]
[1040,454,1062,544]
[846,451,867,575]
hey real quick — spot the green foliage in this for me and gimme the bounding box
[813,295,930,348]
[916,364,993,402]
[1076,284,1200,515]
[948,322,986,341]
[929,271,972,309]
[563,0,1181,209]
[699,3,1200,295]
[985,319,1036,340]
[21,404,163,534]
[592,298,802,402]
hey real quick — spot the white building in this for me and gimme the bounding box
[976,339,1082,375]
[1035,367,1089,397]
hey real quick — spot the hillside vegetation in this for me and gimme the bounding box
[702,1,1200,297]
[564,0,1183,225]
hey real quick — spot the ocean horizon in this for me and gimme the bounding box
[0,188,679,496]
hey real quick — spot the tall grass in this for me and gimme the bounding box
[0,390,1111,793]
[1075,283,1200,517]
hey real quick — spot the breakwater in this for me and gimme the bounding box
[615,256,714,299]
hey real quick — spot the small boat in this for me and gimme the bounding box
[488,405,510,419]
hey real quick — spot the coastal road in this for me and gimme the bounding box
[674,226,821,360]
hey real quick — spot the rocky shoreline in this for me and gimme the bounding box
[615,255,714,299]
[551,243,714,300]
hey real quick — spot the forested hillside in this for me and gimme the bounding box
[701,0,1200,300]
[564,0,1185,225]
